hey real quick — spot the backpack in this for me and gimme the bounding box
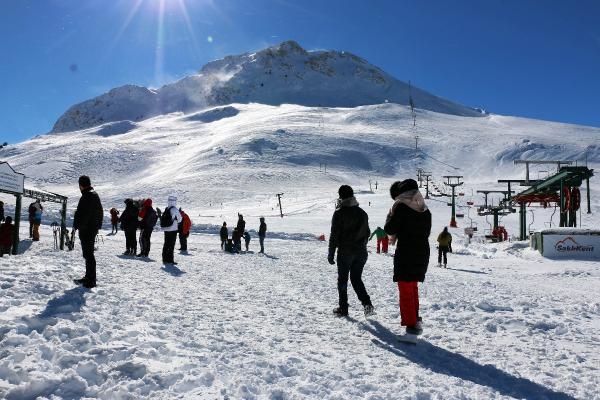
[146,208,158,229]
[160,206,174,227]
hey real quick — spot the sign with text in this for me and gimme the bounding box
[0,162,25,194]
[542,234,600,259]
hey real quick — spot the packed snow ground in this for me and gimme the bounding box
[0,190,599,399]
[0,103,599,399]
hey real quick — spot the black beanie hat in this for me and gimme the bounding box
[338,185,354,200]
[78,175,91,187]
[390,179,418,199]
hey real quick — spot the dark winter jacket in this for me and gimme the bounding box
[384,202,431,282]
[328,197,370,254]
[139,199,157,230]
[236,217,246,235]
[258,221,267,238]
[119,202,139,231]
[73,187,103,238]
[220,226,228,241]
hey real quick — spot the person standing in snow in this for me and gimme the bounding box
[232,227,242,252]
[369,226,389,254]
[0,201,5,222]
[0,216,14,256]
[328,185,375,317]
[384,179,431,340]
[138,198,157,257]
[258,217,267,253]
[119,199,139,255]
[220,222,228,250]
[161,196,181,264]
[178,208,192,252]
[109,207,120,234]
[437,227,452,268]
[28,201,36,238]
[236,214,246,237]
[31,199,43,241]
[73,175,104,289]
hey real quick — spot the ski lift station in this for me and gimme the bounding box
[0,162,68,253]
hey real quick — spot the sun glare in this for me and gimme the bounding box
[107,0,215,86]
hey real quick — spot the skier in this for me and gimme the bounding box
[109,207,120,234]
[220,222,228,250]
[369,226,389,254]
[384,179,431,343]
[258,217,267,253]
[437,227,452,268]
[328,185,375,318]
[0,201,4,222]
[73,175,103,289]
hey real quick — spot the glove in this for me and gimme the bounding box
[328,249,335,265]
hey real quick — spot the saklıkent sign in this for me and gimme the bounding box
[0,162,25,194]
[542,234,600,258]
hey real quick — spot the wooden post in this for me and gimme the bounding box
[60,200,67,250]
[12,194,21,255]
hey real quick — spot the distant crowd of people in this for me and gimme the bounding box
[219,214,267,254]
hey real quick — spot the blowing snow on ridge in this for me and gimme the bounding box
[51,41,484,133]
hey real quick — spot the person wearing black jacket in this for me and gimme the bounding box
[119,199,139,255]
[219,222,228,250]
[258,217,267,253]
[73,175,104,288]
[328,185,374,317]
[384,179,431,339]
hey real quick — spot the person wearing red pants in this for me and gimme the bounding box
[384,179,431,341]
[369,226,389,254]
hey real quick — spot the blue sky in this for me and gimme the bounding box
[1,0,599,143]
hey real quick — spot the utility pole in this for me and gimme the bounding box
[422,172,432,199]
[276,193,284,218]
[416,168,423,187]
[443,175,464,228]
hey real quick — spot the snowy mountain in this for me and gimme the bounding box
[51,41,484,133]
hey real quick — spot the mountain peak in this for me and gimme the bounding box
[51,41,483,133]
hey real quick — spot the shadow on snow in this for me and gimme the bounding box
[364,320,576,400]
[20,287,87,334]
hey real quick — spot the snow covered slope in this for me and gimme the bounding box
[0,102,599,399]
[51,41,484,133]
[8,103,599,219]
